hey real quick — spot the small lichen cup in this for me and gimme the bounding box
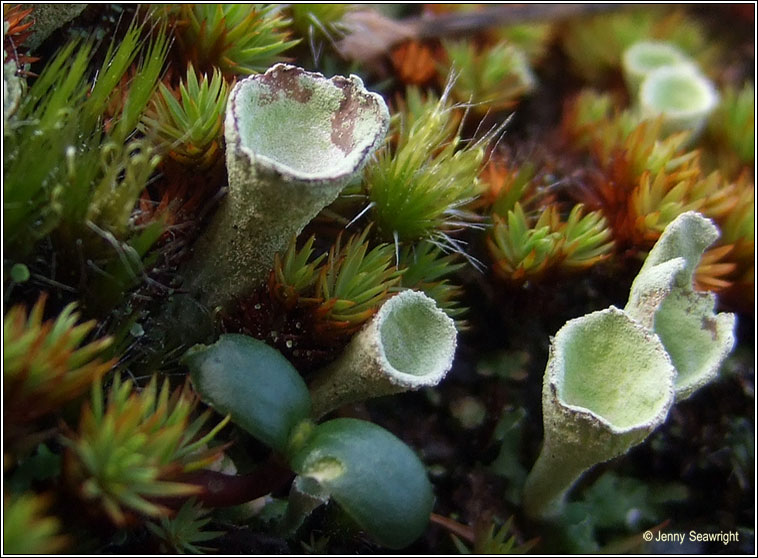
[625,211,736,400]
[522,306,676,520]
[638,65,719,137]
[308,289,457,419]
[621,40,693,93]
[183,63,389,310]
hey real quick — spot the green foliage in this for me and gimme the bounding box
[5,444,62,494]
[549,472,688,552]
[146,499,224,554]
[562,91,747,256]
[494,22,554,64]
[289,418,435,550]
[441,40,535,112]
[579,472,688,531]
[184,334,311,453]
[561,8,715,83]
[365,85,490,244]
[489,203,562,280]
[3,492,67,554]
[315,228,402,328]
[398,241,466,321]
[270,228,402,338]
[272,235,327,307]
[487,203,613,281]
[707,81,755,167]
[452,516,537,554]
[289,4,353,43]
[142,65,230,169]
[86,139,161,237]
[489,408,528,505]
[63,375,229,525]
[169,4,299,76]
[3,294,114,425]
[561,205,615,268]
[3,21,168,309]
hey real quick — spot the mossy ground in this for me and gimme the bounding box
[4,4,754,555]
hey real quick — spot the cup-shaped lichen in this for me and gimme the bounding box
[309,289,457,418]
[625,211,736,400]
[621,40,692,93]
[638,65,719,136]
[183,63,389,310]
[522,307,676,520]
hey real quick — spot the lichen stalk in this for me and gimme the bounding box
[522,307,676,520]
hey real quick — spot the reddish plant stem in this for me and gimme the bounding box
[159,456,295,509]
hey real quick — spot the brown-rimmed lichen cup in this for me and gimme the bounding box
[183,63,389,311]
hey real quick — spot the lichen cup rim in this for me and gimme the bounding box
[547,306,676,436]
[374,289,458,387]
[639,64,719,120]
[226,63,390,184]
[622,40,690,75]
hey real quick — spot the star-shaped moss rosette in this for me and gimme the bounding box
[3,294,114,429]
[487,203,614,283]
[181,64,389,312]
[161,4,299,78]
[365,82,501,256]
[141,64,230,170]
[3,492,68,554]
[440,39,536,113]
[63,375,229,526]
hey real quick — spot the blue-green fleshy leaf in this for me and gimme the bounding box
[183,334,311,453]
[289,418,434,549]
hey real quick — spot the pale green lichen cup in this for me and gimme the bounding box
[309,290,458,419]
[625,211,736,400]
[183,64,389,310]
[638,65,719,137]
[621,40,692,93]
[522,306,676,520]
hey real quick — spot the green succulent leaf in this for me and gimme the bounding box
[184,334,311,453]
[289,418,434,549]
